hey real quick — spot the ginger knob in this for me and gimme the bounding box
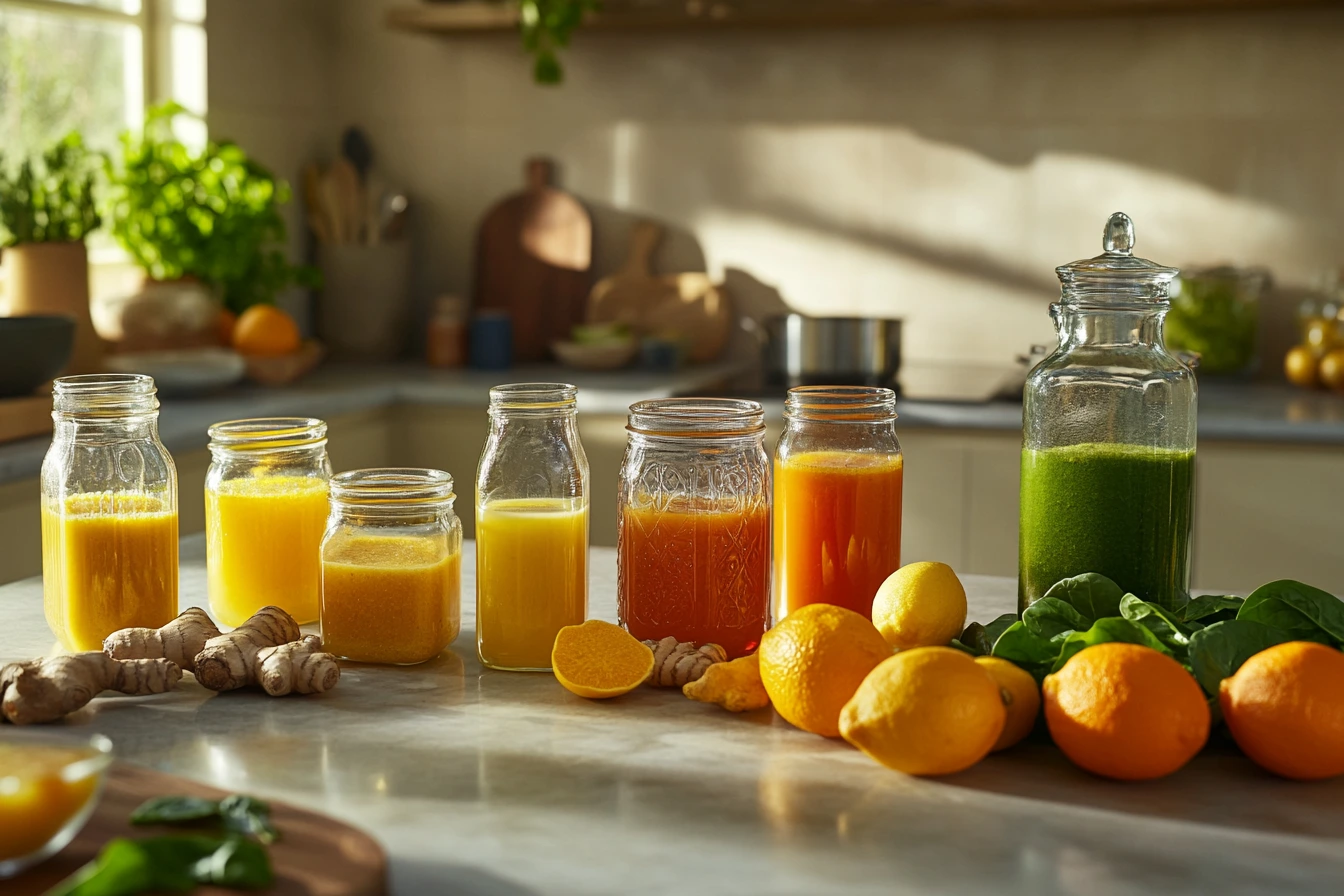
[1,653,182,725]
[683,652,770,713]
[104,607,222,672]
[642,637,728,688]
[194,605,303,692]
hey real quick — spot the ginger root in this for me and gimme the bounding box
[1,653,181,725]
[258,635,340,696]
[104,607,221,672]
[193,605,304,692]
[683,652,770,712]
[642,637,728,688]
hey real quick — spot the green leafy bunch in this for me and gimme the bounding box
[0,132,102,246]
[104,102,318,313]
[520,0,598,84]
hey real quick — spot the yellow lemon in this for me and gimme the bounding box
[840,646,1006,776]
[871,561,967,650]
[975,656,1040,751]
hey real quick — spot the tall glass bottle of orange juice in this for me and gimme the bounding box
[205,418,331,626]
[773,386,903,622]
[476,384,589,671]
[41,374,179,651]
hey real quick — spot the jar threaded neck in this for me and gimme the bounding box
[53,374,158,416]
[330,468,455,513]
[627,398,765,438]
[207,417,328,454]
[488,383,577,416]
[784,386,896,422]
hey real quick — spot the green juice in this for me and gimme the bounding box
[1018,442,1195,612]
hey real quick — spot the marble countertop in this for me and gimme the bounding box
[3,538,1342,895]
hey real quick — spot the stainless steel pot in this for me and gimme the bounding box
[759,315,903,388]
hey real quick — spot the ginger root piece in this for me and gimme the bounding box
[683,652,770,713]
[104,607,222,672]
[258,635,340,696]
[642,637,728,688]
[193,606,303,692]
[1,653,182,725]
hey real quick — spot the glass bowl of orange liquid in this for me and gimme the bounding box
[0,732,113,878]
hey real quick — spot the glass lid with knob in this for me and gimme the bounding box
[1054,212,1180,302]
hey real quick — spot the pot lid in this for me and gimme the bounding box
[1055,212,1179,300]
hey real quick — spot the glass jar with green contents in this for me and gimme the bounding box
[1019,213,1197,612]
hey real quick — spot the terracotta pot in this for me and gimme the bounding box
[1,241,102,374]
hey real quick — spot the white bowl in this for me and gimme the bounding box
[106,348,246,396]
[551,339,639,371]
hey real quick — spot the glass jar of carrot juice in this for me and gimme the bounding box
[205,418,331,627]
[476,384,589,671]
[618,399,771,659]
[773,386,903,622]
[321,468,462,664]
[41,374,179,651]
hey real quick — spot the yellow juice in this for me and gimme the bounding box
[42,492,178,652]
[322,535,461,665]
[206,475,329,626]
[476,498,587,670]
[0,743,103,861]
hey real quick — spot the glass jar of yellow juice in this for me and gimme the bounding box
[41,374,179,651]
[321,468,462,665]
[205,418,331,626]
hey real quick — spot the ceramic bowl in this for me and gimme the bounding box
[0,315,75,397]
[105,347,246,397]
[551,338,639,371]
[0,732,113,878]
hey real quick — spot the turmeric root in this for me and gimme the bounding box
[642,637,728,687]
[1,653,181,725]
[683,652,770,712]
[258,635,340,696]
[193,605,303,692]
[104,607,222,672]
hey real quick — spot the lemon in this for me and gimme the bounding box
[975,656,1040,751]
[871,561,967,650]
[840,646,1006,776]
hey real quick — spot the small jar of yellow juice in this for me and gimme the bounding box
[321,468,462,664]
[205,418,331,626]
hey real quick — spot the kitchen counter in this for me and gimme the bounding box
[4,538,1343,895]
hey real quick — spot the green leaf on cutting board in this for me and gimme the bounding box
[130,796,220,826]
[1119,594,1199,655]
[219,795,279,845]
[47,835,272,896]
[1040,573,1126,622]
[1180,594,1244,625]
[1050,617,1173,674]
[1236,579,1344,646]
[1022,597,1090,640]
[1186,619,1295,697]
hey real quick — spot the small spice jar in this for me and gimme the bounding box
[617,398,771,659]
[321,468,462,665]
[205,418,331,627]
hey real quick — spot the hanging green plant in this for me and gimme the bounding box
[0,132,102,247]
[520,0,598,84]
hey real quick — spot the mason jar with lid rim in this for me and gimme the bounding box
[773,385,903,622]
[41,373,179,651]
[618,398,771,659]
[205,417,332,627]
[321,467,462,665]
[1019,212,1198,612]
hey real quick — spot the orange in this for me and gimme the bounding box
[232,304,300,357]
[759,603,891,737]
[1219,641,1344,781]
[216,307,238,347]
[1043,642,1209,781]
[1284,345,1318,389]
[975,656,1040,751]
[551,620,654,699]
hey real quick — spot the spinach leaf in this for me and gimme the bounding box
[1051,617,1172,673]
[130,796,219,826]
[1187,620,1294,697]
[960,613,1019,656]
[1041,573,1126,621]
[991,621,1060,678]
[219,795,279,845]
[1181,594,1244,625]
[191,836,274,887]
[48,835,271,896]
[1023,598,1090,640]
[1120,594,1198,656]
[1237,580,1344,646]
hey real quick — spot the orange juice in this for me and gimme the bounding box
[0,742,104,862]
[322,535,461,664]
[773,450,903,620]
[41,492,178,652]
[476,498,587,670]
[206,475,329,626]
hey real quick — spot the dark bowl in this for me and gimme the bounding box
[0,315,76,397]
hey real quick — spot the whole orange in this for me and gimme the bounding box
[759,603,891,737]
[1043,642,1210,781]
[232,304,301,357]
[1220,641,1344,781]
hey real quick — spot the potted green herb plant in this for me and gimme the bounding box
[0,133,105,373]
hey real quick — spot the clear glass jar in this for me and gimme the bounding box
[476,384,589,671]
[321,468,462,665]
[41,374,178,651]
[1165,266,1270,376]
[1019,213,1197,612]
[618,398,771,659]
[205,418,331,627]
[773,386,903,622]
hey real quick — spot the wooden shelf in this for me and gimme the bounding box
[387,0,1338,35]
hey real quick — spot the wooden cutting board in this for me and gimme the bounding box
[11,763,387,895]
[0,394,52,445]
[473,157,592,362]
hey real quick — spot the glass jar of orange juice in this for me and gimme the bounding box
[618,399,771,659]
[773,386,903,622]
[476,384,589,671]
[205,418,331,627]
[41,374,179,651]
[321,468,462,664]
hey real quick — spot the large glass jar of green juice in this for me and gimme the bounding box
[1019,213,1197,612]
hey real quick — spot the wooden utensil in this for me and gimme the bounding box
[587,220,732,363]
[473,157,592,362]
[11,762,387,895]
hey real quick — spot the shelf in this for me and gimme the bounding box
[387,0,1338,35]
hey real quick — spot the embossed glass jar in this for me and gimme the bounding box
[617,398,771,659]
